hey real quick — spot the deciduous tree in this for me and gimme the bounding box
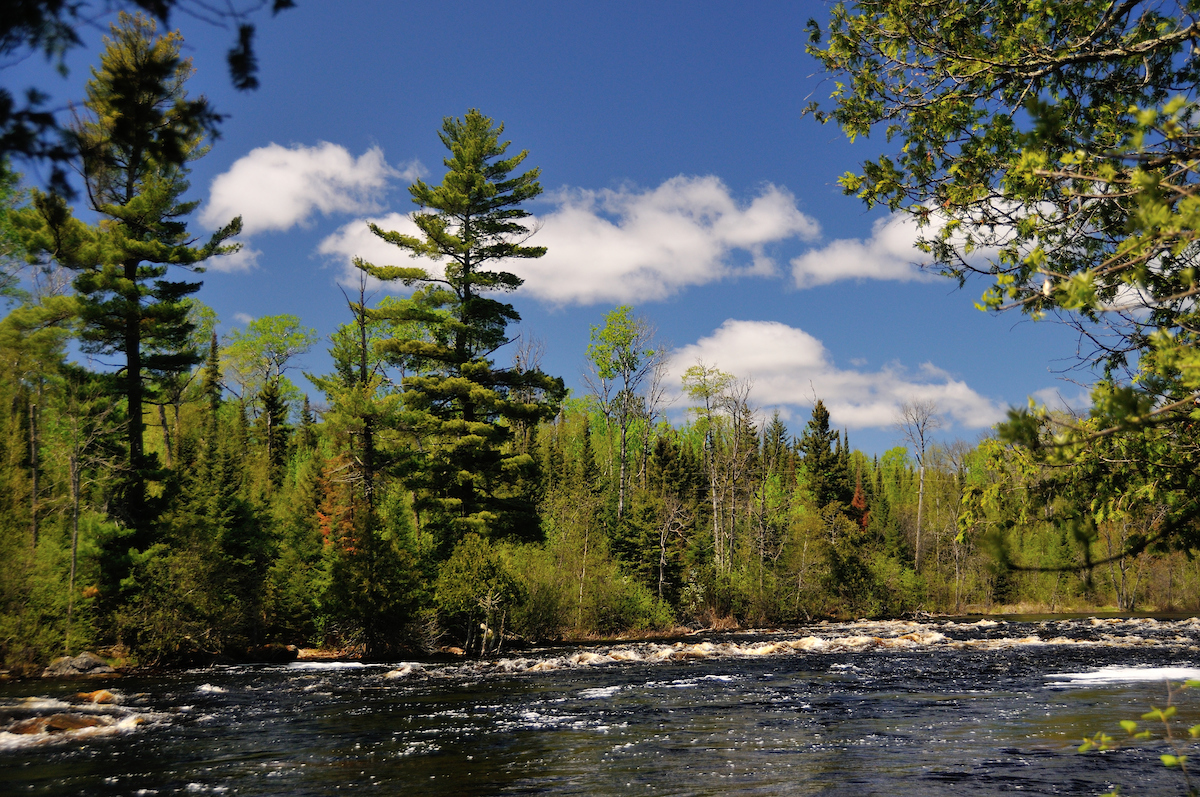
[807,0,1200,547]
[584,305,665,523]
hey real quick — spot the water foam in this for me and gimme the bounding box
[399,619,1198,682]
[1047,665,1200,687]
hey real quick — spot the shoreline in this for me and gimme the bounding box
[9,607,1197,682]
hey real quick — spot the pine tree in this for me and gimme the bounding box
[20,14,240,541]
[354,109,564,549]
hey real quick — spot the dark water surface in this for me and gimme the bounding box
[5,617,1200,795]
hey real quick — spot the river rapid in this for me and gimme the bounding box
[5,616,1200,795]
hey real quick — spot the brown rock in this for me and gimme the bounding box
[76,689,117,704]
[8,713,110,734]
[45,713,109,732]
[8,717,49,734]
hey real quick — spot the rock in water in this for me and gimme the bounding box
[76,689,117,704]
[9,713,111,734]
[42,652,116,678]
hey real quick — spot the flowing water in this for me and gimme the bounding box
[5,616,1200,795]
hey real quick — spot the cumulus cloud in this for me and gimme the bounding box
[666,319,1007,431]
[790,212,937,288]
[205,244,261,273]
[317,212,426,289]
[514,176,819,304]
[315,176,820,303]
[201,143,420,235]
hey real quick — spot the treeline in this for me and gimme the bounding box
[3,14,1198,675]
[5,287,1200,672]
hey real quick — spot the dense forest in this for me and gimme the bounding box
[2,12,1199,676]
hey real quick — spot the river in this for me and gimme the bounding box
[4,616,1200,795]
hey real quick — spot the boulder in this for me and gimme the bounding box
[42,652,116,678]
[9,713,111,734]
[76,689,117,704]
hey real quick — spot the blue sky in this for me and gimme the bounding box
[6,1,1093,454]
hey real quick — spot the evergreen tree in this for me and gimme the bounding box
[762,411,789,478]
[355,109,564,549]
[254,377,291,489]
[297,395,317,451]
[796,400,850,510]
[19,14,240,540]
[312,291,419,658]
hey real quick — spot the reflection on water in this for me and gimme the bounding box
[3,616,1200,795]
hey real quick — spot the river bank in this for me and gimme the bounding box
[14,606,1198,683]
[5,616,1200,795]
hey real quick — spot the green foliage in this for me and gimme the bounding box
[0,160,29,303]
[1080,680,1200,796]
[16,14,240,540]
[355,109,564,548]
[435,533,520,654]
[585,305,662,524]
[223,313,317,404]
[808,0,1200,546]
[11,4,1200,668]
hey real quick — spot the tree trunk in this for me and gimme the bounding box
[617,421,627,521]
[577,525,589,630]
[915,463,925,571]
[158,403,173,468]
[66,442,80,655]
[29,400,38,552]
[124,259,146,533]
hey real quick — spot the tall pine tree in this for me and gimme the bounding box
[20,13,240,541]
[354,109,563,549]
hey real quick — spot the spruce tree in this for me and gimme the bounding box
[796,400,850,510]
[354,109,563,548]
[254,377,290,489]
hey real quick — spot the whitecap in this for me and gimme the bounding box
[384,663,424,679]
[1046,665,1200,687]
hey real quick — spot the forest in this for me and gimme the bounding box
[3,7,1200,676]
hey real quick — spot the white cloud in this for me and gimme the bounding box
[514,176,820,304]
[666,319,1006,431]
[317,212,425,290]
[315,176,820,303]
[1030,386,1092,416]
[201,143,420,235]
[790,212,937,288]
[205,244,261,273]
